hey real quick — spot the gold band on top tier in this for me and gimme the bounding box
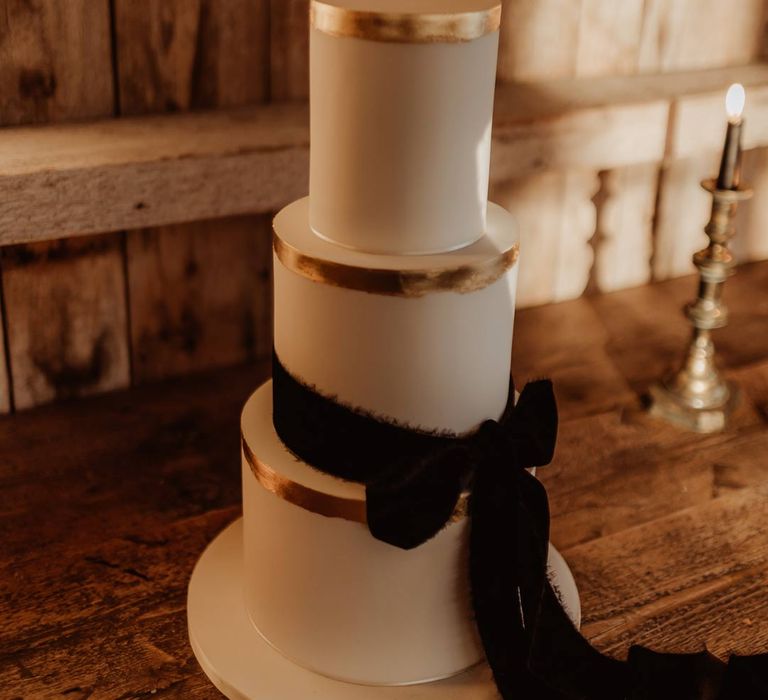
[273,234,518,298]
[310,1,501,43]
[243,435,469,524]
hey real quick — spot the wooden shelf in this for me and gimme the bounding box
[1,261,767,696]
[0,63,767,246]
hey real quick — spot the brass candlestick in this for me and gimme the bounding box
[649,178,752,433]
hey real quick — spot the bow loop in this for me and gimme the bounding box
[500,380,558,468]
[366,441,472,550]
[471,419,512,466]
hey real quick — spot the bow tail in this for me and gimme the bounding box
[469,461,566,699]
[515,471,627,700]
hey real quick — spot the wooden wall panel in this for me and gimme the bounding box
[499,0,768,297]
[645,0,767,281]
[575,0,645,78]
[0,1,113,126]
[126,217,271,382]
[497,1,600,306]
[498,0,668,301]
[0,0,128,411]
[576,0,660,296]
[114,0,269,112]
[638,0,766,73]
[1,236,129,409]
[493,169,598,307]
[653,152,720,280]
[594,164,657,293]
[0,0,765,409]
[270,0,309,101]
[498,0,581,82]
[113,0,273,382]
[736,147,768,262]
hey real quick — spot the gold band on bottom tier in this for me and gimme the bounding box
[273,234,519,298]
[242,436,367,523]
[243,434,469,524]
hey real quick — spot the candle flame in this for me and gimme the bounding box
[725,83,745,121]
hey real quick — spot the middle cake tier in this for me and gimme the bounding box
[273,197,519,435]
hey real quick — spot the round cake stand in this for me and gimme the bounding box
[188,519,581,700]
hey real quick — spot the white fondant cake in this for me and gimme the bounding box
[236,0,515,689]
[241,384,483,686]
[274,197,518,434]
[310,0,501,254]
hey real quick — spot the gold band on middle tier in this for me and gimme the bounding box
[243,434,469,524]
[273,234,519,298]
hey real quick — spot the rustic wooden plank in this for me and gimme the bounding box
[0,104,309,245]
[0,0,129,411]
[594,163,657,292]
[644,1,768,288]
[575,0,645,78]
[651,82,768,282]
[0,0,114,125]
[572,1,660,298]
[126,216,272,382]
[587,261,768,392]
[270,0,309,101]
[1,236,130,409]
[652,152,721,280]
[0,360,267,697]
[493,169,599,306]
[712,262,768,371]
[637,0,766,73]
[566,482,768,659]
[546,376,766,545]
[497,0,581,81]
[490,97,669,182]
[731,359,768,419]
[495,0,601,308]
[114,0,273,381]
[737,147,768,262]
[670,84,768,160]
[492,172,563,307]
[512,296,635,421]
[3,65,768,246]
[113,0,269,111]
[0,309,9,414]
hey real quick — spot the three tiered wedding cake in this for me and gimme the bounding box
[189,1,579,697]
[243,0,515,686]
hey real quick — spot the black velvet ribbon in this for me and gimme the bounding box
[272,353,768,700]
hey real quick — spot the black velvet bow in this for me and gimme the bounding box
[271,352,768,700]
[365,376,556,550]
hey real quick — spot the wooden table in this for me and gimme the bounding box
[2,262,767,698]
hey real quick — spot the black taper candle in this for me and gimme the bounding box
[717,84,745,190]
[717,118,742,190]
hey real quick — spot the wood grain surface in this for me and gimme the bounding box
[1,261,767,697]
[113,0,273,383]
[3,65,768,247]
[0,0,766,417]
[0,0,129,412]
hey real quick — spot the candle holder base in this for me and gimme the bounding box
[648,380,740,434]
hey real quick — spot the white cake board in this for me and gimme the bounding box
[188,519,581,700]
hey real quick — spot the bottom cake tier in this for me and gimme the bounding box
[241,381,483,686]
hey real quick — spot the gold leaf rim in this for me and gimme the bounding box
[273,233,518,298]
[310,0,501,43]
[243,434,468,524]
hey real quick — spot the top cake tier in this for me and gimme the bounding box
[309,0,502,255]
